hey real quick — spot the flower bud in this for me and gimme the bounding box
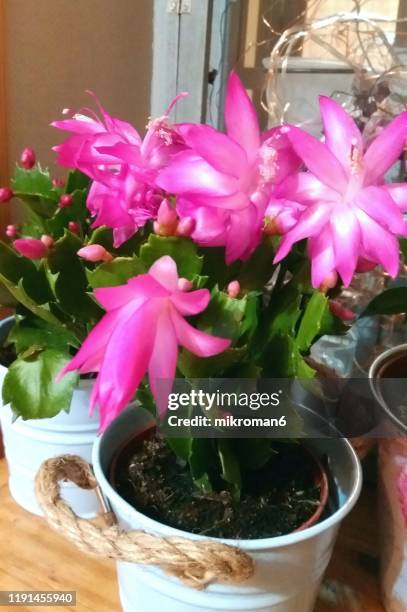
[5,224,17,239]
[178,278,193,292]
[329,300,355,322]
[319,272,338,293]
[52,178,65,188]
[227,280,240,298]
[59,194,73,208]
[20,147,36,170]
[0,187,13,203]
[14,238,48,259]
[176,217,195,237]
[77,244,113,263]
[356,258,376,273]
[40,234,54,249]
[68,221,80,235]
[156,199,178,234]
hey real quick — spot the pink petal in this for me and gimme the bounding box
[356,186,406,234]
[308,229,336,288]
[319,96,363,175]
[274,202,331,263]
[170,288,210,315]
[363,112,407,183]
[383,183,407,212]
[225,204,262,263]
[148,307,178,416]
[178,124,248,178]
[224,71,260,161]
[156,151,238,197]
[170,308,231,357]
[57,307,125,379]
[148,255,179,291]
[109,117,142,145]
[356,208,400,277]
[184,191,249,211]
[177,200,227,246]
[51,118,103,134]
[96,300,160,430]
[275,172,338,205]
[286,126,347,193]
[330,205,360,286]
[113,225,138,247]
[96,142,142,166]
[95,275,167,310]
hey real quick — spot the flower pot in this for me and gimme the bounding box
[0,317,99,517]
[370,345,407,611]
[92,405,362,612]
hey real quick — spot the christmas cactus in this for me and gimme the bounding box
[1,72,407,500]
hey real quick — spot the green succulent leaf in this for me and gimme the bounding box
[361,287,407,317]
[217,439,241,501]
[2,348,78,419]
[197,287,249,342]
[11,165,58,218]
[296,292,330,353]
[65,169,91,193]
[87,257,146,289]
[178,346,247,378]
[140,235,203,278]
[234,439,276,470]
[189,438,215,493]
[48,189,89,238]
[237,236,275,291]
[9,316,79,353]
[0,241,53,305]
[48,231,102,322]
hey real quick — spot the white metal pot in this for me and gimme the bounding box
[92,406,362,612]
[0,318,99,517]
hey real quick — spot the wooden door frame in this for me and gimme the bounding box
[0,0,8,231]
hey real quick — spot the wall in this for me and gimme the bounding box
[5,0,153,175]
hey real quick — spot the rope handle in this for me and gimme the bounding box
[35,455,254,589]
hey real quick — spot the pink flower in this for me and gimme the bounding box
[77,244,113,262]
[14,238,48,259]
[157,72,300,264]
[58,255,231,430]
[20,147,36,170]
[274,96,407,287]
[53,94,186,247]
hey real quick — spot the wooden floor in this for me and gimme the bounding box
[0,459,384,612]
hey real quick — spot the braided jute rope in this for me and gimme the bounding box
[35,455,254,589]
